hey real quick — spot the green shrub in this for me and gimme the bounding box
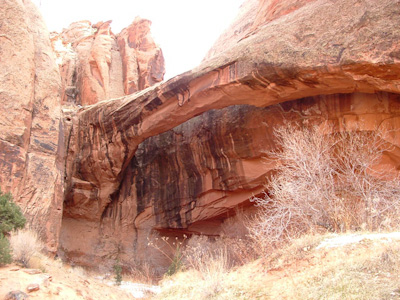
[0,234,12,266]
[0,189,26,236]
[166,246,183,276]
[114,260,122,285]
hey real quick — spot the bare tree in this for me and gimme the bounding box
[249,124,400,251]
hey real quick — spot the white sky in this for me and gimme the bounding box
[31,0,244,79]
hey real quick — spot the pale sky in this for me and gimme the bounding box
[31,0,244,79]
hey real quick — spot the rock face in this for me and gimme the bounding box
[0,0,63,252]
[51,17,165,106]
[59,0,400,268]
[0,1,165,255]
[1,0,400,271]
[117,17,165,94]
[204,0,259,61]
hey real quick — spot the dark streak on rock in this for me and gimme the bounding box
[144,97,163,112]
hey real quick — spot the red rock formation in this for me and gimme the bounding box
[1,0,400,272]
[52,17,165,106]
[59,0,400,268]
[253,0,318,27]
[0,0,63,252]
[117,17,165,94]
[204,0,259,61]
[51,20,124,106]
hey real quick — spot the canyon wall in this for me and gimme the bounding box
[0,1,165,254]
[1,0,400,270]
[60,0,400,268]
[0,0,63,252]
[51,17,165,106]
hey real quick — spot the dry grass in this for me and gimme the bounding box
[265,232,329,270]
[182,235,229,273]
[152,232,400,300]
[153,234,248,299]
[9,228,43,267]
[154,265,228,299]
[268,236,400,299]
[126,260,159,284]
[0,254,133,299]
[153,250,269,299]
[29,253,89,279]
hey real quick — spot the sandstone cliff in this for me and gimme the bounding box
[0,0,63,252]
[51,17,165,106]
[1,0,400,271]
[0,1,165,255]
[60,0,400,268]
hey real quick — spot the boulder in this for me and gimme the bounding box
[25,284,39,293]
[4,291,29,300]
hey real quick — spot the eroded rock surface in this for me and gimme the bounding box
[117,17,165,94]
[60,0,400,267]
[0,0,63,252]
[51,17,165,106]
[1,0,400,272]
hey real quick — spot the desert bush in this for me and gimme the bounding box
[114,260,122,285]
[0,234,12,266]
[147,233,187,276]
[148,231,251,278]
[0,189,26,236]
[0,189,26,266]
[127,259,158,284]
[183,235,228,275]
[250,124,400,251]
[10,228,43,267]
[219,210,259,264]
[183,234,257,274]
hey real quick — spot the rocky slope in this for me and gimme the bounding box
[0,263,133,299]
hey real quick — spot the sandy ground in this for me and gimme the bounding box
[0,263,159,299]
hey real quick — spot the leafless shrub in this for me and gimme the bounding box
[220,208,250,238]
[182,235,228,276]
[126,258,159,284]
[147,232,187,276]
[149,228,256,279]
[220,209,259,264]
[249,123,400,252]
[10,228,43,267]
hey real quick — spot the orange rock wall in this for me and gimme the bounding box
[52,18,165,106]
[58,0,400,268]
[0,0,64,252]
[60,92,400,268]
[2,0,400,272]
[117,18,165,94]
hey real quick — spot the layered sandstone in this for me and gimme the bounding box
[1,0,400,272]
[51,17,165,106]
[117,17,165,94]
[0,0,63,252]
[60,0,400,268]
